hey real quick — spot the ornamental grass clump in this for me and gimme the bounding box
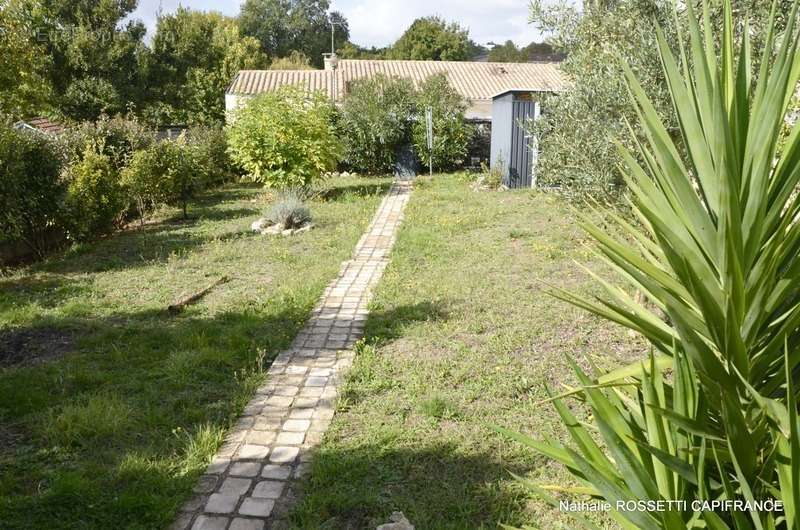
[502,0,800,528]
[266,192,312,229]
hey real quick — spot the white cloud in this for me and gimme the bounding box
[333,0,541,48]
[128,0,543,48]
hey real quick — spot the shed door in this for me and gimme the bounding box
[508,100,535,188]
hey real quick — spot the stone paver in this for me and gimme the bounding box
[175,181,413,529]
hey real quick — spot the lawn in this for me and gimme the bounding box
[290,174,645,529]
[0,176,391,529]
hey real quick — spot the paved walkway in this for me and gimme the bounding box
[173,180,413,530]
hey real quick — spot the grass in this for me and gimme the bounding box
[0,176,391,529]
[290,174,644,529]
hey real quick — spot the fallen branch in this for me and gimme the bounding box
[168,276,230,314]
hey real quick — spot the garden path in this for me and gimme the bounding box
[173,180,413,530]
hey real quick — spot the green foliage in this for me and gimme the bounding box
[0,0,54,118]
[512,1,800,528]
[227,86,341,189]
[339,75,417,174]
[411,74,470,171]
[528,0,678,196]
[64,145,125,240]
[164,139,200,219]
[487,40,563,63]
[187,126,237,187]
[269,50,314,70]
[239,0,349,68]
[0,127,64,255]
[529,0,795,197]
[61,77,123,122]
[389,16,470,61]
[120,145,170,224]
[56,115,156,171]
[265,191,312,229]
[36,0,149,121]
[337,41,388,59]
[120,137,204,223]
[148,8,268,126]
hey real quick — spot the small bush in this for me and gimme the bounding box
[162,138,201,219]
[188,126,237,187]
[227,86,341,189]
[412,74,470,172]
[122,139,200,220]
[339,75,416,174]
[64,145,125,241]
[265,192,312,229]
[478,160,503,190]
[0,127,65,256]
[120,146,170,224]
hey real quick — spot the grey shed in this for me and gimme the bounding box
[489,89,542,188]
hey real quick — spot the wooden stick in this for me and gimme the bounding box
[168,276,230,314]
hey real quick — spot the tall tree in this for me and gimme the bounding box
[238,0,349,67]
[0,0,53,118]
[528,0,794,196]
[148,8,267,125]
[389,16,470,61]
[36,0,149,120]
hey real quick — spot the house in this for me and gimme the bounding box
[13,117,65,135]
[224,55,568,169]
[225,57,567,122]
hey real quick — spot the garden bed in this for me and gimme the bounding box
[290,174,644,528]
[0,176,391,528]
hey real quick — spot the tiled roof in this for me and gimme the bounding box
[226,60,568,102]
[14,117,65,134]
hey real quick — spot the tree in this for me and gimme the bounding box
[34,0,149,120]
[337,41,388,59]
[411,74,470,171]
[0,0,54,118]
[148,8,267,125]
[528,0,680,195]
[487,40,527,62]
[528,0,794,196]
[389,16,470,61]
[239,0,349,68]
[227,86,341,189]
[339,74,417,174]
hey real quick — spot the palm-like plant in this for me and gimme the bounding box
[505,0,800,528]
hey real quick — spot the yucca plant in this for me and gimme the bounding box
[504,0,800,528]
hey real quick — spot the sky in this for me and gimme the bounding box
[127,0,544,49]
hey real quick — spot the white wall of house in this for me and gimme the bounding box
[225,94,252,124]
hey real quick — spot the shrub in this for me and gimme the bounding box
[265,192,312,229]
[57,115,156,171]
[121,139,200,220]
[187,126,237,187]
[508,2,800,528]
[411,74,470,172]
[339,74,416,174]
[162,138,201,219]
[0,127,65,256]
[64,145,125,241]
[227,86,341,189]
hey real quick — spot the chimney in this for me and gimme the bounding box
[323,52,339,72]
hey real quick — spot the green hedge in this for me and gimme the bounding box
[0,120,238,260]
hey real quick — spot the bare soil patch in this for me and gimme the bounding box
[0,326,74,368]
